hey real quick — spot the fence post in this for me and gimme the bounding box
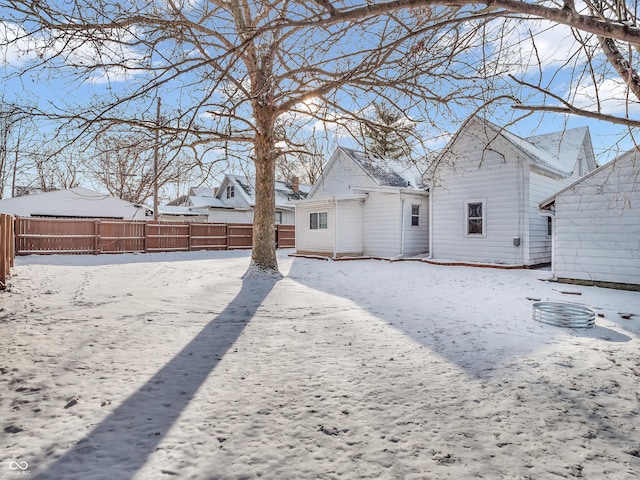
[93,220,100,255]
[0,214,12,289]
[144,222,149,253]
[9,216,15,267]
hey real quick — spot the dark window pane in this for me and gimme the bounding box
[310,213,318,229]
[468,202,482,218]
[468,219,483,234]
[412,204,420,215]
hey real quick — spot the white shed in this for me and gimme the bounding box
[0,187,149,220]
[429,117,596,266]
[540,149,640,289]
[294,147,429,258]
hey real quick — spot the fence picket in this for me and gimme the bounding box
[12,217,295,256]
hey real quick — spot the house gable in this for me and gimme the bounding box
[430,116,594,266]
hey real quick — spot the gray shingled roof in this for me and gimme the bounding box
[339,147,426,189]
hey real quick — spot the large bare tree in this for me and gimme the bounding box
[0,1,493,272]
[2,0,639,272]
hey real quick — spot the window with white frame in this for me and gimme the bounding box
[465,199,485,236]
[547,216,552,236]
[411,204,420,226]
[309,212,328,230]
[226,185,234,198]
[275,211,282,225]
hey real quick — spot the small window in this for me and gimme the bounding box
[466,200,485,236]
[275,211,282,225]
[226,186,234,198]
[310,212,328,230]
[547,216,552,236]
[411,204,420,226]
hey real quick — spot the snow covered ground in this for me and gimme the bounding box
[1,249,639,480]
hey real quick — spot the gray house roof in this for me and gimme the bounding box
[224,175,311,207]
[483,119,594,177]
[338,147,427,189]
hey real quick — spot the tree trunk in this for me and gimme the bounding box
[250,123,278,273]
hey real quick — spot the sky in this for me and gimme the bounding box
[0,1,638,196]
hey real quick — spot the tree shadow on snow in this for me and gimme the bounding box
[32,273,279,480]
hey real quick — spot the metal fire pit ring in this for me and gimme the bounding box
[533,302,596,329]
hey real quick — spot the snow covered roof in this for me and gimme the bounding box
[482,119,592,177]
[188,195,226,208]
[226,175,311,206]
[338,147,426,189]
[188,186,216,197]
[0,187,147,219]
[158,205,207,216]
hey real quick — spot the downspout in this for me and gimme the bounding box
[333,198,339,260]
[400,192,405,257]
[427,189,433,259]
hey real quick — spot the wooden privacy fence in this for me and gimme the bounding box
[14,217,295,255]
[1,214,15,289]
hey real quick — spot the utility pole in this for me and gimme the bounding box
[153,96,161,221]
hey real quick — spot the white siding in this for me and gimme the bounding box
[277,209,295,225]
[526,139,593,265]
[554,154,640,285]
[402,195,429,256]
[294,202,335,256]
[526,171,577,264]
[309,151,376,198]
[363,192,402,257]
[431,134,527,265]
[335,200,364,256]
[207,209,253,224]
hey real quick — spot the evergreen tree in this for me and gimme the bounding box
[363,102,417,162]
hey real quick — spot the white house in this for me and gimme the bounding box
[165,175,309,224]
[0,187,149,220]
[293,147,429,258]
[539,148,640,289]
[428,116,597,266]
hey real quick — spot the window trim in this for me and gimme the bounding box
[411,204,420,227]
[547,216,553,237]
[309,211,328,230]
[275,211,283,225]
[226,185,234,199]
[464,199,486,237]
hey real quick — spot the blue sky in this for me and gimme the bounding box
[1,2,638,191]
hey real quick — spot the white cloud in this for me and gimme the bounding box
[1,21,145,83]
[570,78,640,115]
[0,22,40,66]
[496,20,591,77]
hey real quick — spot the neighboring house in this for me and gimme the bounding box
[540,148,640,289]
[428,116,597,266]
[293,147,429,258]
[163,175,309,224]
[0,187,150,220]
